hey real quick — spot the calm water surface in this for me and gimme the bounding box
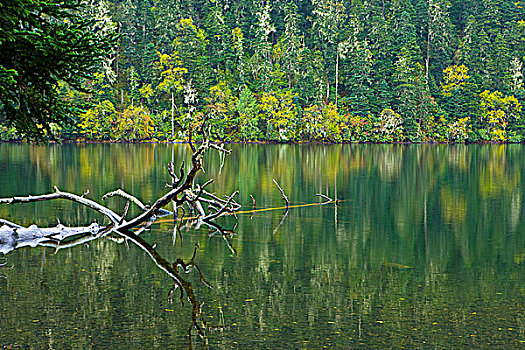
[0,143,524,349]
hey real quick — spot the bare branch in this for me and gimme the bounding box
[203,191,239,221]
[118,187,181,230]
[194,200,206,217]
[168,161,178,186]
[202,190,241,210]
[0,187,121,225]
[209,143,231,154]
[272,179,289,208]
[120,201,130,225]
[0,219,22,229]
[103,189,147,211]
[175,161,185,188]
[315,193,333,202]
[188,125,196,153]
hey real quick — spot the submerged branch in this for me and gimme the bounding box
[116,229,211,341]
[272,209,289,235]
[0,222,101,255]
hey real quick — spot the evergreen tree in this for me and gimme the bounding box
[0,0,118,140]
[311,0,347,105]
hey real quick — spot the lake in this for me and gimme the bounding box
[0,143,524,349]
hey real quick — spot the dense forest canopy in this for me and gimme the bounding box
[0,0,118,140]
[1,0,524,142]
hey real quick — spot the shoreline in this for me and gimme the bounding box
[1,139,523,145]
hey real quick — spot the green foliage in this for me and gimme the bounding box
[205,81,238,141]
[0,0,118,141]
[2,0,525,144]
[78,100,116,140]
[0,125,22,142]
[236,86,260,141]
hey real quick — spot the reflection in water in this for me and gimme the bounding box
[111,231,211,349]
[0,143,524,348]
[0,139,244,349]
[0,217,219,349]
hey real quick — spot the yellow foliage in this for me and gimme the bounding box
[157,51,187,93]
[139,83,154,100]
[301,103,347,142]
[232,27,243,41]
[179,18,195,30]
[78,100,116,139]
[442,65,470,96]
[447,117,470,142]
[260,90,299,141]
[322,103,345,141]
[205,81,238,140]
[176,18,207,45]
[479,90,522,141]
[114,106,154,141]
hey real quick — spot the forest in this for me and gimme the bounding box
[1,0,524,143]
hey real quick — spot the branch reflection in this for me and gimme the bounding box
[0,219,238,349]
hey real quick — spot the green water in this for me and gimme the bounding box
[0,143,524,349]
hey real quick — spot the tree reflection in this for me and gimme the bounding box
[113,231,211,349]
[1,144,525,348]
[0,222,220,349]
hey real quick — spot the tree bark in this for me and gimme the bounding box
[171,91,175,140]
[335,53,339,108]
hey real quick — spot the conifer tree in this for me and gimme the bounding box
[0,0,118,140]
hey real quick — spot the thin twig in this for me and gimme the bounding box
[119,201,130,225]
[316,193,333,202]
[203,191,239,221]
[272,179,289,208]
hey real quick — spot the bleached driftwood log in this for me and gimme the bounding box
[0,123,240,254]
[0,124,239,345]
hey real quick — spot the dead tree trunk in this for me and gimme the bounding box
[0,124,240,345]
[0,123,240,254]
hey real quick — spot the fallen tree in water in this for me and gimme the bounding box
[0,123,240,345]
[0,123,240,254]
[0,122,340,347]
